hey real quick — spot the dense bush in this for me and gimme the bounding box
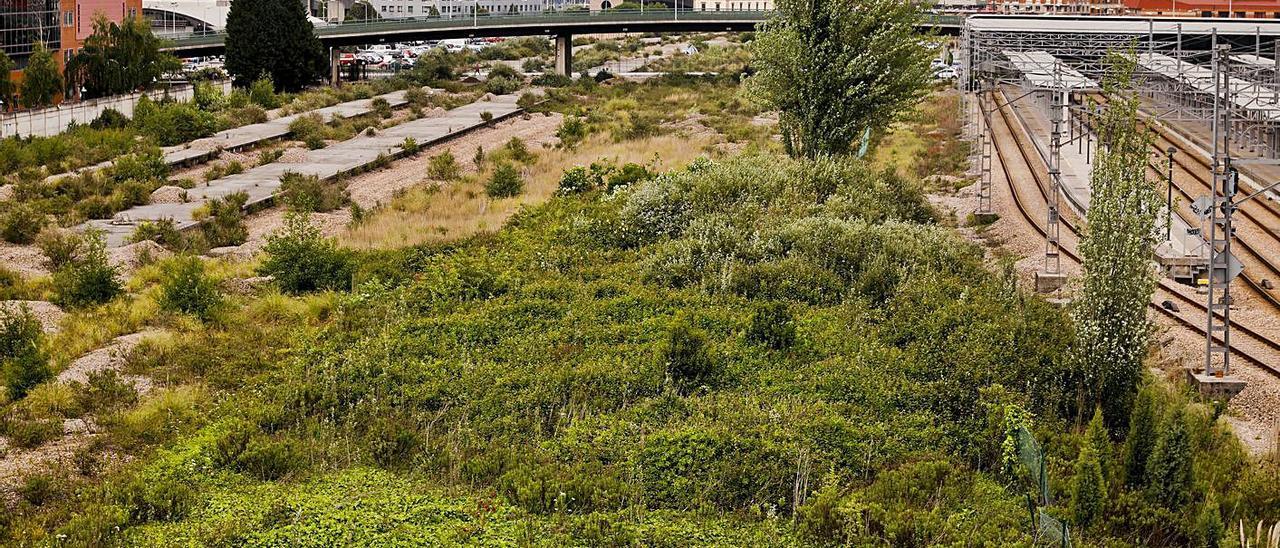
[35,228,84,270]
[133,97,217,146]
[0,305,50,401]
[90,108,130,129]
[129,219,191,251]
[199,192,249,248]
[427,151,461,181]
[745,301,795,350]
[52,231,121,309]
[278,172,347,213]
[662,315,717,393]
[0,203,46,244]
[158,256,222,321]
[485,163,524,198]
[257,212,353,294]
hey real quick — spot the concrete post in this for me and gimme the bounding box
[555,34,573,76]
[330,47,340,87]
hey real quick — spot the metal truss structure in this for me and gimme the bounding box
[960,16,1280,376]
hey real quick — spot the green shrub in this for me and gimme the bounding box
[288,113,327,144]
[531,73,573,87]
[521,58,546,72]
[607,162,652,190]
[200,192,249,248]
[76,369,139,414]
[556,115,589,148]
[52,231,122,309]
[1,203,46,244]
[662,315,716,393]
[129,219,190,251]
[53,505,129,548]
[1,305,50,401]
[133,99,217,146]
[746,301,796,350]
[278,172,347,213]
[0,417,60,448]
[503,137,535,164]
[427,151,461,181]
[249,76,280,109]
[90,108,130,129]
[35,228,83,270]
[371,97,393,119]
[480,111,495,124]
[257,148,285,166]
[485,163,524,198]
[158,256,222,321]
[557,166,593,195]
[485,76,521,95]
[258,212,353,294]
[402,137,420,155]
[111,150,168,182]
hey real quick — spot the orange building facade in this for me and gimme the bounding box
[1124,0,1280,17]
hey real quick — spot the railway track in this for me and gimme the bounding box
[1083,94,1280,312]
[985,89,1280,377]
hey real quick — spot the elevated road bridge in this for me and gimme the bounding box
[163,10,963,75]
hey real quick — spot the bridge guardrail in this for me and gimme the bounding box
[164,10,962,51]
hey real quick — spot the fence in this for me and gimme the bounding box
[0,80,232,139]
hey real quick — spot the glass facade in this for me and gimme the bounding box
[1,0,61,67]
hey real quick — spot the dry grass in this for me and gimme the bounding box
[340,134,713,249]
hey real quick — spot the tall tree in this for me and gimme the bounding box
[66,16,181,99]
[1070,50,1160,430]
[1084,407,1112,482]
[1070,443,1106,530]
[345,1,381,21]
[0,51,15,111]
[1146,408,1193,509]
[1121,385,1159,487]
[20,42,63,108]
[745,0,932,158]
[225,0,327,90]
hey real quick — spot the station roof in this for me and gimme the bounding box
[1138,51,1280,120]
[1002,50,1099,89]
[968,15,1280,36]
[1234,53,1279,68]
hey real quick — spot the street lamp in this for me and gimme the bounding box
[1166,146,1176,242]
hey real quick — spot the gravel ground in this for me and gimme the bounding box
[0,301,65,332]
[229,113,565,257]
[149,185,188,204]
[0,185,12,201]
[0,242,48,277]
[56,331,159,396]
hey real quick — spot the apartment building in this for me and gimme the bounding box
[2,0,143,89]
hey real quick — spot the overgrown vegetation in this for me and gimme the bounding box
[1,24,1277,548]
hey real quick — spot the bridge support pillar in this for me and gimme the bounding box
[330,47,340,87]
[555,34,573,77]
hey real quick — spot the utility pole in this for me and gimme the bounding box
[979,84,993,216]
[1206,42,1235,377]
[1166,146,1176,242]
[1044,60,1064,277]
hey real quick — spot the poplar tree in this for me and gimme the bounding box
[745,0,932,158]
[20,42,63,108]
[1071,50,1160,430]
[225,0,327,90]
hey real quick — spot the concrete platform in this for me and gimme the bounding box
[1185,368,1248,401]
[83,93,524,247]
[1008,89,1205,261]
[1035,271,1068,293]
